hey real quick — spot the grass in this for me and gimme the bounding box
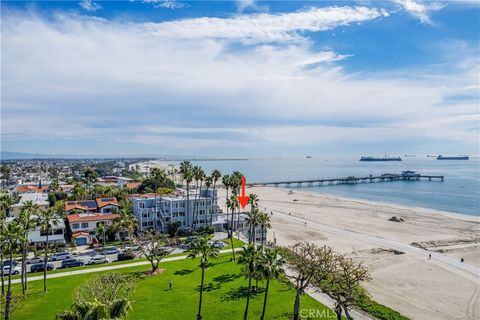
[12,253,334,320]
[356,294,410,320]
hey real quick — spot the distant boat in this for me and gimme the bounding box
[404,155,416,157]
[436,155,469,160]
[306,156,312,159]
[360,153,402,161]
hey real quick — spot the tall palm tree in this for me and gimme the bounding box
[187,236,220,320]
[0,194,17,296]
[226,195,239,261]
[238,244,261,320]
[36,207,59,292]
[204,176,212,228]
[96,223,106,251]
[221,174,231,237]
[258,247,285,320]
[245,208,261,245]
[179,161,193,229]
[16,201,38,297]
[210,170,221,227]
[4,221,22,320]
[192,166,205,230]
[114,209,137,249]
[247,194,259,243]
[258,211,271,246]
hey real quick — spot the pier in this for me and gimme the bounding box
[249,171,444,187]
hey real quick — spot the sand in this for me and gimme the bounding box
[217,186,480,320]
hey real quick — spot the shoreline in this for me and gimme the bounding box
[217,185,480,320]
[279,186,480,222]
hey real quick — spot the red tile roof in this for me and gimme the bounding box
[16,186,48,193]
[96,197,119,208]
[72,231,90,237]
[67,213,120,223]
[65,200,97,212]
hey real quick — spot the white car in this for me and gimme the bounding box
[86,256,108,265]
[2,265,21,275]
[26,256,43,264]
[50,252,73,261]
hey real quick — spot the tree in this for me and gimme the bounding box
[16,200,39,297]
[226,195,239,261]
[204,176,212,227]
[221,174,231,237]
[3,221,22,320]
[237,244,261,320]
[84,167,98,184]
[192,166,205,230]
[113,209,137,249]
[0,194,18,296]
[179,161,193,228]
[36,207,59,292]
[258,247,285,320]
[95,222,107,252]
[56,273,135,320]
[166,221,181,238]
[324,256,370,320]
[134,231,173,274]
[187,235,220,320]
[210,169,221,227]
[281,242,337,320]
[0,166,11,189]
[258,211,271,246]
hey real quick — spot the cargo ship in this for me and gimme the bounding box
[360,154,402,161]
[436,155,469,160]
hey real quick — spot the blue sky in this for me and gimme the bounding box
[1,0,479,157]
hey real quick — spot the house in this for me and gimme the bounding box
[10,192,50,217]
[67,213,120,245]
[6,216,66,247]
[64,197,119,215]
[131,188,218,232]
[15,185,49,193]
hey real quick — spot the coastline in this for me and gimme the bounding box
[217,186,480,320]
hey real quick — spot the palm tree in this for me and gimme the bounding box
[4,221,22,320]
[16,201,39,297]
[96,222,106,252]
[204,176,212,228]
[247,194,259,244]
[179,161,193,229]
[192,166,205,230]
[210,170,221,227]
[36,207,59,292]
[258,247,285,320]
[226,195,239,261]
[114,209,137,249]
[0,194,17,296]
[221,174,231,237]
[188,236,220,320]
[238,244,261,320]
[258,211,271,246]
[56,298,132,320]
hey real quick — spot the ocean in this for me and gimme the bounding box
[168,156,480,217]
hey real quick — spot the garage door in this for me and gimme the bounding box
[76,237,87,245]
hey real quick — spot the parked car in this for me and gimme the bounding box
[86,256,108,265]
[50,252,73,261]
[117,251,135,261]
[102,247,119,255]
[26,256,43,264]
[2,265,20,275]
[1,260,18,267]
[30,263,54,273]
[211,241,226,249]
[61,259,84,268]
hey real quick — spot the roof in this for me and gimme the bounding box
[65,200,97,212]
[96,197,119,208]
[126,181,141,189]
[12,193,49,207]
[67,213,120,223]
[16,186,48,193]
[72,231,90,237]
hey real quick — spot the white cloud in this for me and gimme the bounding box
[79,0,102,12]
[1,8,478,155]
[138,0,184,9]
[145,6,388,43]
[393,0,444,24]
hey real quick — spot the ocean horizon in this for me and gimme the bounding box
[167,156,480,217]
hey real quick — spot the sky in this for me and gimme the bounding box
[1,0,479,157]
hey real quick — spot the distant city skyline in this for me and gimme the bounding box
[1,0,479,157]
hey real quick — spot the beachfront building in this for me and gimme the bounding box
[10,192,50,217]
[131,189,218,232]
[67,213,120,245]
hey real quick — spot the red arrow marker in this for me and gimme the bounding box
[237,176,250,209]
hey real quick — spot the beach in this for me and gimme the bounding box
[218,186,480,320]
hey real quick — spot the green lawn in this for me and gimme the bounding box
[12,253,334,320]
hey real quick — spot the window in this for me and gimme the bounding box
[81,222,89,228]
[72,223,79,229]
[139,202,145,208]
